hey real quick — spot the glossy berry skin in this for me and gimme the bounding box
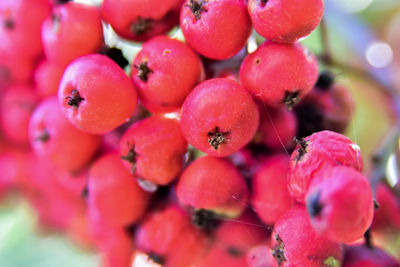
[343,245,400,267]
[180,0,252,59]
[306,166,374,244]
[176,156,249,219]
[131,36,203,113]
[271,205,343,267]
[135,205,208,267]
[257,106,297,151]
[41,2,103,66]
[34,60,65,99]
[119,115,188,185]
[1,85,38,145]
[101,0,181,42]
[58,54,137,134]
[251,154,292,225]
[240,41,319,109]
[180,78,259,157]
[0,0,51,60]
[248,0,324,43]
[288,130,363,203]
[88,153,150,227]
[29,97,100,172]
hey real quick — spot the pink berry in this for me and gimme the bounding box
[180,78,259,157]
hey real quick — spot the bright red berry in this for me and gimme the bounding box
[1,85,38,145]
[176,156,249,226]
[306,166,374,244]
[29,97,100,172]
[41,2,103,66]
[372,183,400,233]
[240,41,319,109]
[248,0,324,43]
[251,154,292,225]
[58,54,137,134]
[135,205,209,267]
[288,130,363,203]
[101,0,181,42]
[131,35,203,113]
[271,205,343,267]
[180,78,259,157]
[88,153,150,227]
[180,0,252,59]
[119,115,188,185]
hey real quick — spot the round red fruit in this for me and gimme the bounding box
[180,0,252,59]
[240,41,319,109]
[58,54,137,134]
[132,35,203,113]
[180,78,259,157]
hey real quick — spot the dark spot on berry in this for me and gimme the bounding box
[227,247,243,257]
[134,62,153,82]
[81,186,88,198]
[315,71,334,91]
[125,223,136,237]
[185,0,207,20]
[99,46,129,69]
[66,89,85,108]
[272,235,286,266]
[35,129,50,142]
[192,209,218,230]
[255,58,261,64]
[131,17,153,36]
[307,191,323,217]
[55,0,72,4]
[160,102,168,107]
[283,90,301,110]
[148,253,164,265]
[293,137,308,161]
[208,127,229,150]
[4,18,14,30]
[258,0,269,6]
[121,145,137,174]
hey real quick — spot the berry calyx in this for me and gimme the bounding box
[283,90,300,110]
[207,127,229,150]
[134,62,153,82]
[65,89,84,108]
[131,17,153,36]
[185,0,207,20]
[272,235,286,266]
[120,145,137,174]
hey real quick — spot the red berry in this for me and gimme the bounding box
[288,130,363,203]
[180,78,259,157]
[240,41,319,109]
[119,115,188,185]
[135,205,208,267]
[372,183,400,232]
[247,245,275,267]
[101,0,181,42]
[271,205,343,267]
[1,85,38,145]
[88,153,150,227]
[248,0,324,43]
[0,0,51,59]
[41,2,103,66]
[257,106,297,151]
[180,0,252,59]
[176,156,249,224]
[34,60,65,99]
[58,54,137,134]
[131,35,203,113]
[306,166,374,244]
[251,154,292,225]
[29,97,100,172]
[343,244,400,267]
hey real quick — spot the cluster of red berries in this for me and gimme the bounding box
[1,0,400,267]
